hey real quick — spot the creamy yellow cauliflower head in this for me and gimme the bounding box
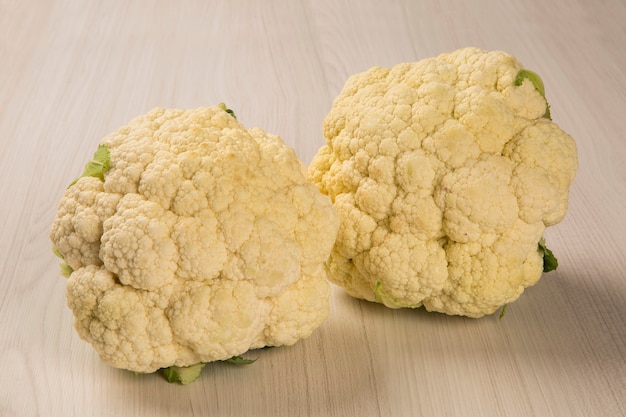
[309,47,578,317]
[50,106,339,373]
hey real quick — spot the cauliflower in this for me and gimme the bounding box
[50,105,339,381]
[309,47,578,317]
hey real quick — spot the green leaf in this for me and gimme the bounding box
[538,238,559,273]
[158,363,207,385]
[52,246,73,277]
[156,354,257,384]
[514,69,552,120]
[218,102,237,120]
[223,355,257,365]
[374,281,413,309]
[374,282,395,307]
[499,304,508,319]
[68,144,111,187]
[52,245,64,259]
[60,263,74,278]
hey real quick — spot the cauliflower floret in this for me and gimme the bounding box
[50,105,339,374]
[309,47,578,317]
[50,177,121,270]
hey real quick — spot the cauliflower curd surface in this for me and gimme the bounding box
[309,47,578,317]
[51,106,339,372]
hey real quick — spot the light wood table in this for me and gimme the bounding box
[1,1,624,416]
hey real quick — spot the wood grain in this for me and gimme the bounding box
[1,1,624,416]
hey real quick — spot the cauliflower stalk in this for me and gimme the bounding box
[50,105,339,382]
[309,47,578,318]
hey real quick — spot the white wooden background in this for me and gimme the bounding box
[1,1,624,416]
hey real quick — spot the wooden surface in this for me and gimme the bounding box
[1,1,624,416]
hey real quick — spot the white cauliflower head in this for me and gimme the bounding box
[309,47,578,317]
[50,105,339,373]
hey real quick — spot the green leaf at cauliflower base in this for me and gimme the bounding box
[538,238,559,273]
[158,363,207,385]
[157,355,257,384]
[68,144,111,187]
[52,245,73,277]
[59,262,74,278]
[498,304,508,319]
[374,281,402,308]
[514,69,552,120]
[223,355,257,365]
[218,102,237,119]
[373,281,421,309]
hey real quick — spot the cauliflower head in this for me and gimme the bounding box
[50,105,339,373]
[309,47,578,317]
